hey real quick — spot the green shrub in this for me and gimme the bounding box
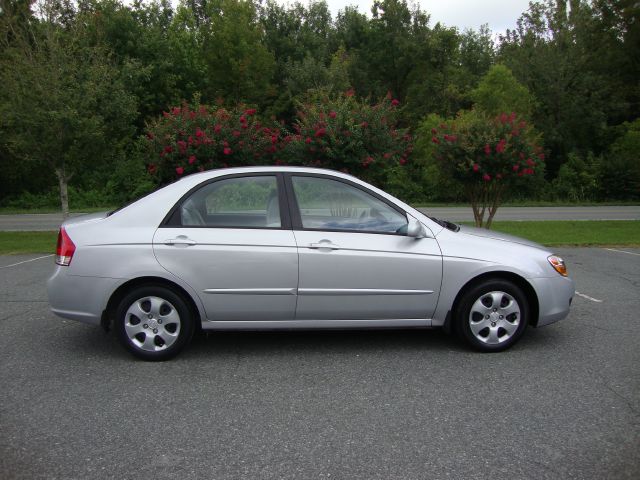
[552,152,600,201]
[144,103,280,185]
[599,120,640,200]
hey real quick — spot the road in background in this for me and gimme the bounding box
[0,248,638,479]
[0,205,639,230]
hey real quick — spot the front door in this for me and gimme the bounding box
[287,174,442,320]
[153,174,298,321]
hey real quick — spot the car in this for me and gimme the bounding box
[47,167,575,360]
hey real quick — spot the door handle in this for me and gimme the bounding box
[308,241,340,251]
[164,236,197,246]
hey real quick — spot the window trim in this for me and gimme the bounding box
[159,172,292,230]
[284,173,409,236]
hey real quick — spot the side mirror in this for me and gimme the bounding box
[406,215,428,238]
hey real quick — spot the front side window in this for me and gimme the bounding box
[291,176,407,234]
[179,176,281,228]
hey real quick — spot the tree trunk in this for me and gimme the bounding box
[55,167,70,219]
[469,186,484,227]
[485,183,506,230]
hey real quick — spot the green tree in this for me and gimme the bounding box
[498,0,631,174]
[196,0,275,105]
[470,64,535,118]
[0,0,136,216]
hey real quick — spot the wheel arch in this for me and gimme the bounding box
[450,271,540,328]
[101,276,202,331]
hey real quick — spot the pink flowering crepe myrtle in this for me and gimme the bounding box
[431,112,544,228]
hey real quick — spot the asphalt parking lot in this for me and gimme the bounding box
[0,248,638,479]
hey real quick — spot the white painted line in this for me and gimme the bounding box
[575,291,603,303]
[0,254,54,269]
[604,248,640,257]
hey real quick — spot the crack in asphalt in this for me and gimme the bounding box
[602,382,639,416]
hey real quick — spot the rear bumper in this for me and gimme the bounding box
[529,275,575,327]
[47,267,120,326]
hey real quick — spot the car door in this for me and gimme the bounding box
[153,173,298,321]
[287,174,442,320]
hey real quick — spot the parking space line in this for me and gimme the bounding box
[604,248,640,257]
[0,254,54,269]
[575,291,603,303]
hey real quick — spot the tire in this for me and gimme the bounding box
[454,279,529,352]
[115,285,195,361]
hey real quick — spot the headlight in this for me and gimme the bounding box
[547,255,568,276]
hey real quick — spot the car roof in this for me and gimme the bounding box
[177,166,357,182]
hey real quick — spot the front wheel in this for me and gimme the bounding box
[115,285,195,361]
[455,279,529,352]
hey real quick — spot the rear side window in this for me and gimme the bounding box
[177,176,281,228]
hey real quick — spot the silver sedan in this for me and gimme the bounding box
[47,167,575,360]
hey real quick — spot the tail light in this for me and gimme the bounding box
[55,227,76,266]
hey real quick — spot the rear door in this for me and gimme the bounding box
[287,174,442,320]
[153,173,298,321]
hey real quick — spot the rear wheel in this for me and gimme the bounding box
[455,279,529,352]
[115,285,195,360]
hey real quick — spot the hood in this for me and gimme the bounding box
[457,224,547,250]
[61,211,110,228]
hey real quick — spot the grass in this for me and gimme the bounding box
[413,200,640,208]
[481,220,640,246]
[0,231,58,255]
[0,221,638,255]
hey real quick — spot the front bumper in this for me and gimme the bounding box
[529,275,575,327]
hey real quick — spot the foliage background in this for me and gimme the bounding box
[0,0,638,209]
